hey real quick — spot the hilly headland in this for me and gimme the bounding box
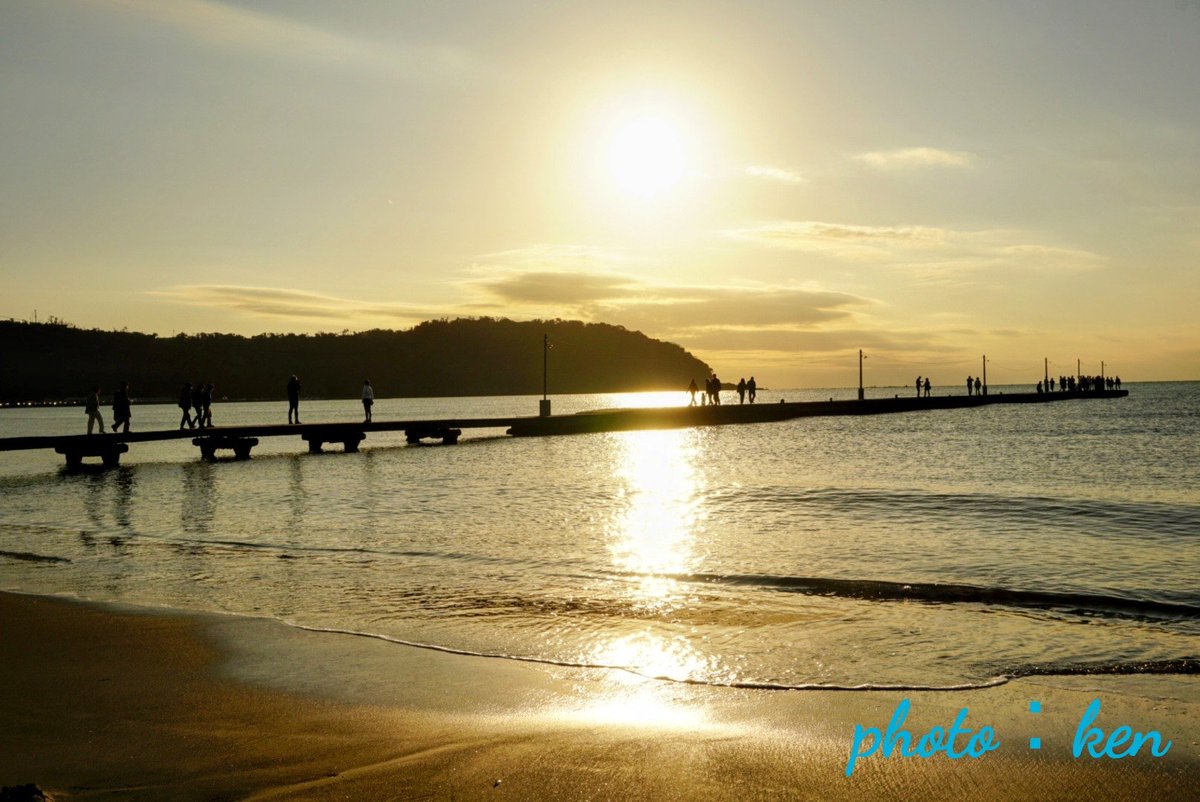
[0,318,713,403]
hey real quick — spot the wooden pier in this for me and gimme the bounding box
[0,390,1128,468]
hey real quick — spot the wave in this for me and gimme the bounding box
[283,621,1012,692]
[284,621,1199,694]
[661,571,1200,621]
[731,486,1200,539]
[0,549,69,564]
[1008,657,1200,678]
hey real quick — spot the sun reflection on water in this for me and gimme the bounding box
[603,390,691,409]
[587,428,717,697]
[563,631,716,731]
[606,429,704,612]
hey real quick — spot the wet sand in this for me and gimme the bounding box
[1,591,1195,800]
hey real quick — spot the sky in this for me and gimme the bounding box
[2,0,1199,387]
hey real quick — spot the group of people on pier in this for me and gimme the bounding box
[688,375,757,406]
[79,373,375,434]
[1036,374,1121,394]
[83,383,132,435]
[178,382,216,429]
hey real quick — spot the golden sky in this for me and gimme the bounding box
[2,0,1198,385]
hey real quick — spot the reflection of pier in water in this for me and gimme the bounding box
[0,389,1130,469]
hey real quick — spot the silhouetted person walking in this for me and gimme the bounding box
[687,378,698,406]
[361,379,374,422]
[192,382,205,428]
[201,383,214,427]
[287,375,302,424]
[111,382,131,433]
[737,377,747,404]
[748,376,757,403]
[85,386,104,435]
[178,383,194,429]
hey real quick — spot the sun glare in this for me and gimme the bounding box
[604,114,689,200]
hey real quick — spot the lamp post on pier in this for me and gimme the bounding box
[858,349,866,401]
[540,334,552,417]
[982,355,988,397]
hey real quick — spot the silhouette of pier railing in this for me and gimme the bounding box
[0,389,1128,468]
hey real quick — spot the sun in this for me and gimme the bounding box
[604,114,689,200]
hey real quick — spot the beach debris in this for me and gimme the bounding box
[493,778,503,788]
[0,785,52,802]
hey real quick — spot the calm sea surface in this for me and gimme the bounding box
[1,383,1197,690]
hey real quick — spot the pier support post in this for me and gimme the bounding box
[302,429,365,454]
[55,442,129,469]
[404,426,461,445]
[193,437,259,461]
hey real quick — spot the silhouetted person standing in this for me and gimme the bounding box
[916,376,922,398]
[287,375,302,424]
[111,382,131,433]
[737,377,747,404]
[974,376,982,396]
[687,378,698,406]
[178,383,194,429]
[966,376,974,396]
[923,377,931,398]
[361,379,374,422]
[747,376,757,403]
[85,386,104,435]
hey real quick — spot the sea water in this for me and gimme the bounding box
[0,383,1196,690]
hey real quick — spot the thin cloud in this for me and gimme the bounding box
[469,244,638,272]
[587,286,866,329]
[675,327,950,355]
[855,147,974,169]
[478,271,642,305]
[726,220,1105,274]
[462,246,878,352]
[466,263,869,330]
[152,285,444,324]
[727,221,949,259]
[745,165,805,184]
[94,0,471,74]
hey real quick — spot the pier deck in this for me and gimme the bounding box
[0,389,1128,467]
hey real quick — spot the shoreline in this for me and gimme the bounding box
[2,590,1196,800]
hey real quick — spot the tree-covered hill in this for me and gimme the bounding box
[0,318,713,402]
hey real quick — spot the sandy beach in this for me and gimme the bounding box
[1,591,1195,801]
